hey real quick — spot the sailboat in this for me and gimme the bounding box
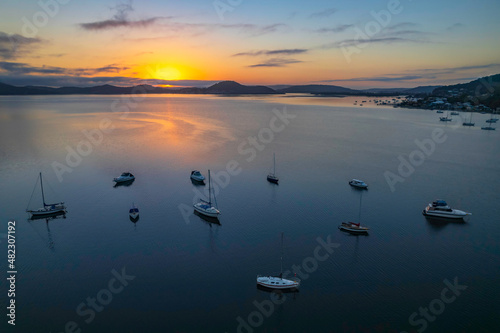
[27,172,67,217]
[439,111,452,121]
[267,153,279,184]
[462,110,475,126]
[339,190,369,234]
[193,170,220,218]
[482,112,497,130]
[257,233,300,290]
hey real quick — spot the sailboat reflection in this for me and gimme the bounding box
[28,212,66,251]
[194,210,221,226]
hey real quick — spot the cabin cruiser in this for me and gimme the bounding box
[422,200,471,220]
[190,170,205,182]
[114,172,135,183]
[349,179,368,189]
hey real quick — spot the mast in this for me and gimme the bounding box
[273,153,276,176]
[280,232,283,279]
[39,172,47,206]
[208,170,212,205]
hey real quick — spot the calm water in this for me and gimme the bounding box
[0,94,499,333]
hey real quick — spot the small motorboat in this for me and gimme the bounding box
[190,170,205,182]
[129,204,139,221]
[114,172,135,183]
[422,200,471,220]
[338,222,369,234]
[450,111,459,115]
[436,110,444,113]
[349,179,368,189]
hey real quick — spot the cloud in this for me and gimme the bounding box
[446,23,465,31]
[319,22,433,49]
[322,37,429,49]
[0,61,129,76]
[0,74,218,88]
[0,32,43,59]
[320,75,425,83]
[233,49,308,57]
[80,17,163,31]
[309,8,337,18]
[248,58,302,68]
[313,25,354,34]
[80,2,170,31]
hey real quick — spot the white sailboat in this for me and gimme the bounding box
[27,172,67,218]
[257,233,300,290]
[462,110,475,126]
[267,153,279,184]
[193,170,220,218]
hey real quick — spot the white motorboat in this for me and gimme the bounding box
[257,233,300,290]
[114,172,135,183]
[422,200,471,220]
[193,170,220,218]
[338,222,369,234]
[267,153,279,184]
[349,179,368,189]
[27,172,67,217]
[129,203,139,221]
[190,170,205,182]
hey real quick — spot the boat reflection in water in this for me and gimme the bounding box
[114,179,135,188]
[28,212,66,251]
[193,210,221,226]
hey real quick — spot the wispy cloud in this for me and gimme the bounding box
[320,23,432,49]
[0,61,129,76]
[0,32,43,59]
[80,2,170,31]
[0,75,218,88]
[309,8,337,18]
[320,75,425,83]
[446,23,465,31]
[233,49,308,57]
[248,58,302,68]
[313,24,354,34]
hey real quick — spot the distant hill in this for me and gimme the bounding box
[205,81,277,94]
[278,84,357,94]
[0,81,278,95]
[433,74,500,109]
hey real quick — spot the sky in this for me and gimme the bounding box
[0,0,499,88]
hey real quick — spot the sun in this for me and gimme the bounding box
[155,67,182,80]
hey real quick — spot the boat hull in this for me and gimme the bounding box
[267,175,279,184]
[422,210,468,220]
[193,203,220,218]
[338,225,369,234]
[256,276,300,290]
[28,207,66,217]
